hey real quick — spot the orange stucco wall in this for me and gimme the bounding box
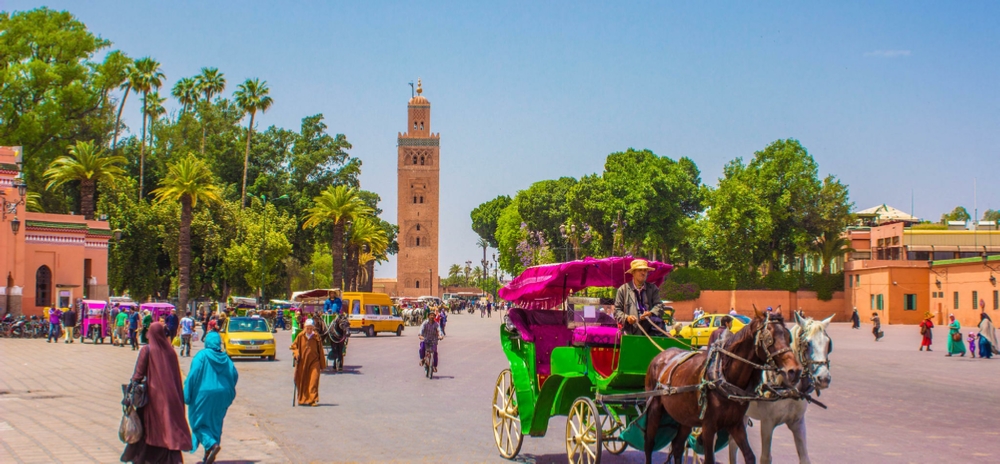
[669,290,848,321]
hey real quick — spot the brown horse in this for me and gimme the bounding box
[643,309,802,464]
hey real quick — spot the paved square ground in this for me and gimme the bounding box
[2,313,997,463]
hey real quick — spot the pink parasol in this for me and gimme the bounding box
[499,256,673,310]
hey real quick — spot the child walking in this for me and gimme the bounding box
[871,312,883,341]
[968,332,977,358]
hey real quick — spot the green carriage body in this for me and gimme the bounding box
[500,319,692,437]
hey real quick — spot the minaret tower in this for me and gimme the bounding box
[396,79,440,297]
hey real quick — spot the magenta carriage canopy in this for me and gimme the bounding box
[498,256,673,310]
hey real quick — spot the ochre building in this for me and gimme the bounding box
[395,80,440,297]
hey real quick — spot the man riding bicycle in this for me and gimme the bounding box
[418,313,444,373]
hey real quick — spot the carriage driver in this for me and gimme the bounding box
[324,290,343,315]
[613,259,667,336]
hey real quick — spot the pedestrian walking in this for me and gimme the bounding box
[919,312,934,351]
[128,309,141,350]
[200,310,210,340]
[438,308,448,336]
[165,309,179,340]
[487,301,492,318]
[870,312,883,341]
[978,312,999,359]
[184,331,237,464]
[62,307,77,343]
[851,307,861,329]
[115,309,129,347]
[47,307,62,342]
[968,332,977,358]
[121,322,192,464]
[141,310,152,344]
[709,316,733,348]
[179,312,195,357]
[290,319,326,406]
[946,314,966,357]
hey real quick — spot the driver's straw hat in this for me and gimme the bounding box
[625,259,654,275]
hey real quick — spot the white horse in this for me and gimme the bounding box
[728,312,833,464]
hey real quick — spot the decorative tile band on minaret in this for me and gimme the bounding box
[396,79,441,297]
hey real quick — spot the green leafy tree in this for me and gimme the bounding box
[983,209,1000,223]
[302,185,372,290]
[152,153,222,311]
[222,200,295,298]
[234,78,274,208]
[470,195,512,247]
[514,177,578,254]
[1,8,125,212]
[940,206,971,223]
[811,230,854,275]
[495,203,527,274]
[43,141,127,220]
[100,177,174,300]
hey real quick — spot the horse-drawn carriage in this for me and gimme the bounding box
[228,296,257,317]
[493,257,815,464]
[80,299,109,344]
[289,289,351,371]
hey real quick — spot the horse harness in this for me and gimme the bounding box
[649,312,803,420]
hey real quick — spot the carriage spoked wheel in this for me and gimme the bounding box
[566,397,602,464]
[492,369,523,459]
[599,411,627,455]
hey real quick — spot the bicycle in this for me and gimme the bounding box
[423,344,435,379]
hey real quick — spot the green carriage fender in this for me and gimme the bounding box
[527,373,594,437]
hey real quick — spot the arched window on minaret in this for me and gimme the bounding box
[420,122,424,130]
[416,237,421,246]
[419,196,424,204]
[413,122,417,130]
[413,196,417,204]
[412,156,417,165]
[416,224,420,231]
[416,280,421,289]
[420,156,425,165]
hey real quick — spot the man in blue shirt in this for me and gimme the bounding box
[128,309,141,350]
[323,290,343,315]
[165,309,180,339]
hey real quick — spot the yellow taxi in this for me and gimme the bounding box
[220,316,276,360]
[673,313,750,347]
[343,291,405,337]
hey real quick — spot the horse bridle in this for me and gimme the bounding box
[794,325,832,393]
[716,312,792,372]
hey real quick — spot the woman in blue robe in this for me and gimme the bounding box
[184,331,239,464]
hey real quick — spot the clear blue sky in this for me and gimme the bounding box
[6,1,999,277]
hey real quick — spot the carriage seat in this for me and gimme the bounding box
[571,325,621,346]
[507,308,573,378]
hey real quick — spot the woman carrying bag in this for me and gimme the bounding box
[946,314,966,357]
[184,331,238,464]
[122,322,192,463]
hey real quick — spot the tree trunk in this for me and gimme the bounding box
[80,179,96,220]
[331,221,345,290]
[178,195,193,313]
[364,259,375,292]
[112,86,130,153]
[138,92,148,201]
[345,243,359,291]
[241,111,256,208]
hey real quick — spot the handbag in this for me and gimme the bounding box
[920,326,927,335]
[118,406,143,444]
[951,332,962,342]
[172,335,181,347]
[122,379,148,409]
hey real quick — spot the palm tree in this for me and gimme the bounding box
[347,216,389,290]
[812,230,854,275]
[43,141,127,220]
[448,264,461,283]
[131,57,165,200]
[152,153,222,312]
[111,55,135,154]
[194,67,226,155]
[233,78,273,208]
[171,77,200,114]
[302,185,372,290]
[144,91,167,151]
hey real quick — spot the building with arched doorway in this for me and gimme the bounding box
[1,146,111,316]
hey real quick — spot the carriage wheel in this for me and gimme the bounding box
[492,369,523,459]
[600,417,626,455]
[566,397,602,464]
